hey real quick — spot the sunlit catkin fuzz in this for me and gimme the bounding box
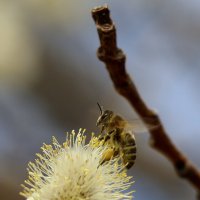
[20,129,134,200]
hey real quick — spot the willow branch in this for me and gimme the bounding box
[91,5,200,193]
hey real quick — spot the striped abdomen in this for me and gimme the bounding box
[121,132,136,169]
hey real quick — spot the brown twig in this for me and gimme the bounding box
[91,4,200,193]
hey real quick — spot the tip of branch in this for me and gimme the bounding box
[91,4,112,26]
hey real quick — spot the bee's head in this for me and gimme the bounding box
[96,103,114,127]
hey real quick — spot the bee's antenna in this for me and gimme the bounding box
[97,102,103,115]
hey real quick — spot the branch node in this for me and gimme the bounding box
[97,47,125,63]
[175,160,188,177]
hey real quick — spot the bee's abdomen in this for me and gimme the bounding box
[122,133,136,169]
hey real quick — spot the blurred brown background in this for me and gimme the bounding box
[0,0,200,199]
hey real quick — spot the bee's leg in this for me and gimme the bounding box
[97,156,108,169]
[102,130,115,145]
[113,148,120,157]
[100,125,105,133]
[108,130,115,135]
[98,134,110,145]
[98,135,104,141]
[98,147,115,168]
[102,134,110,145]
[98,126,106,141]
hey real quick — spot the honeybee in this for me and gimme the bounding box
[96,103,150,169]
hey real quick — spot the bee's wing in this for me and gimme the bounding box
[124,118,159,134]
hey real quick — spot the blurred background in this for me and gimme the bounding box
[0,0,200,199]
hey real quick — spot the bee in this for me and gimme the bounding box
[96,103,150,169]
